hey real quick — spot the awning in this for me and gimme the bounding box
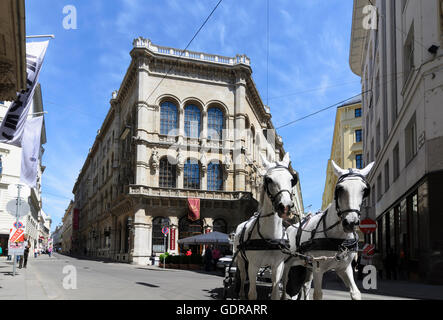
[178,231,230,245]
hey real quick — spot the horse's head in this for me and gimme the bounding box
[260,153,298,219]
[331,160,375,233]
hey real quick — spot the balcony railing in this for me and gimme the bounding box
[133,37,251,66]
[128,185,251,201]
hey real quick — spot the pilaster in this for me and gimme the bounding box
[131,206,152,265]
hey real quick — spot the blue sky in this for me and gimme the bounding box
[26,0,361,231]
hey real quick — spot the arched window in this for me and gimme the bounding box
[207,162,223,191]
[159,157,177,188]
[184,160,200,190]
[152,217,170,254]
[207,107,224,140]
[184,105,201,138]
[160,102,178,135]
[213,218,227,233]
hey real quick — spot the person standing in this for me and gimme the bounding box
[204,246,213,271]
[0,245,3,257]
[48,246,52,258]
[212,247,221,270]
[34,247,38,258]
[19,236,30,269]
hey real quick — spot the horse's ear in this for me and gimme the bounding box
[281,152,290,168]
[360,162,375,177]
[331,160,347,177]
[260,153,272,170]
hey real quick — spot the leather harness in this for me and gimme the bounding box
[235,169,368,264]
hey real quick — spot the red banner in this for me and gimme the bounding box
[170,228,176,251]
[187,198,200,222]
[73,209,80,230]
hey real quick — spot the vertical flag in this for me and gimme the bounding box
[20,116,43,188]
[187,198,200,221]
[0,41,49,147]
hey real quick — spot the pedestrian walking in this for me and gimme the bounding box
[48,246,52,258]
[19,236,30,269]
[34,247,38,258]
[0,245,3,257]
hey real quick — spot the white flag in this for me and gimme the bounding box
[0,41,49,147]
[20,116,44,189]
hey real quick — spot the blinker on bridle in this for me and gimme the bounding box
[264,166,298,212]
[334,169,371,218]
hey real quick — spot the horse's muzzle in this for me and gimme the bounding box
[277,204,291,219]
[342,220,359,233]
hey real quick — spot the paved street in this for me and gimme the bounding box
[2,253,441,300]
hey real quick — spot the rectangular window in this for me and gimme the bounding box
[404,24,415,82]
[375,70,380,104]
[372,184,376,207]
[355,129,363,143]
[355,108,362,118]
[409,193,419,259]
[377,174,382,200]
[384,160,390,192]
[376,120,381,156]
[405,113,417,164]
[356,154,363,169]
[393,143,400,180]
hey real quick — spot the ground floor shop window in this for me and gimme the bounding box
[179,217,202,254]
[152,217,170,254]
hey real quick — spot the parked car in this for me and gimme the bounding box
[217,255,234,273]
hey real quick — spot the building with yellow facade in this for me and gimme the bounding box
[321,98,363,211]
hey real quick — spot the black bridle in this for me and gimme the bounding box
[263,166,298,212]
[334,169,371,218]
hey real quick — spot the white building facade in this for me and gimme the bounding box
[350,0,443,283]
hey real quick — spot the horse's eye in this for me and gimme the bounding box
[265,177,273,185]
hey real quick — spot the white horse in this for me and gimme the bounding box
[233,153,297,300]
[282,160,375,300]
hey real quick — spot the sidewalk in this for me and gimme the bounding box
[0,256,50,300]
[323,271,443,300]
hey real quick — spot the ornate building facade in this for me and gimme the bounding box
[72,37,304,265]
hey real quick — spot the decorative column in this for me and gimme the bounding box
[178,104,185,145]
[131,206,152,266]
[135,102,150,186]
[177,148,184,189]
[233,70,248,191]
[201,109,208,145]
